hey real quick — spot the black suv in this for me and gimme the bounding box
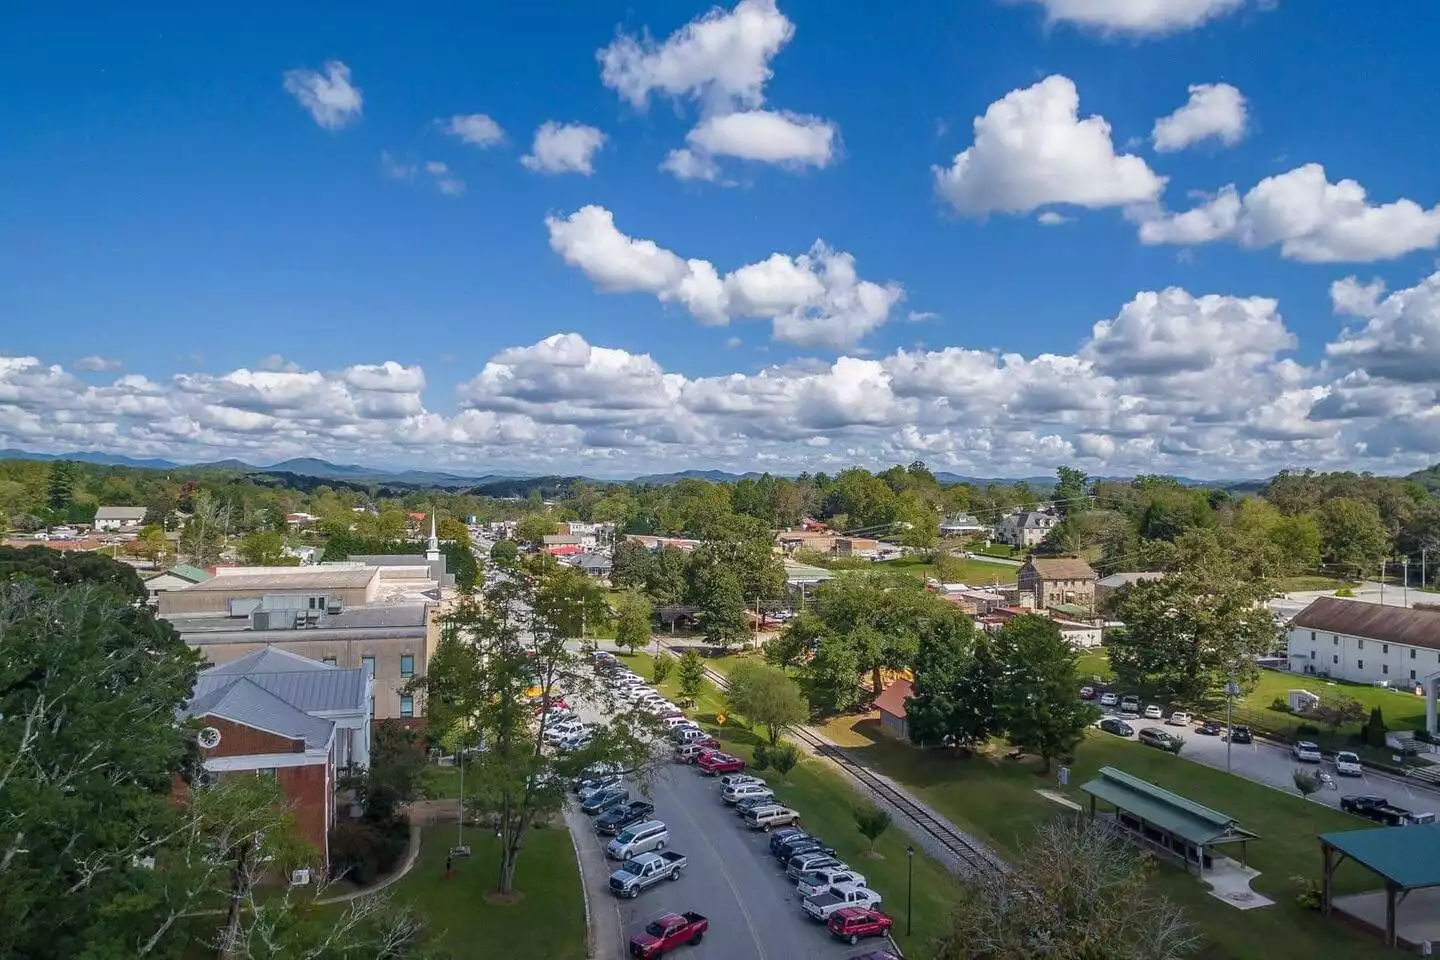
[1229,725,1253,744]
[593,799,655,836]
[774,834,834,864]
[768,827,807,855]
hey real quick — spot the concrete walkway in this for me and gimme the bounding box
[318,820,423,904]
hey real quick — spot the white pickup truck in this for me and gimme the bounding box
[802,882,882,921]
[608,851,687,898]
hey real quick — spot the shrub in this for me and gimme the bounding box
[1296,723,1321,736]
[1293,875,1323,911]
[750,743,770,772]
[328,816,410,884]
[1269,696,1291,713]
[1367,706,1387,748]
[1334,587,1355,598]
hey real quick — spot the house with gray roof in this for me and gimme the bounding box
[94,505,147,531]
[180,648,371,874]
[993,510,1057,548]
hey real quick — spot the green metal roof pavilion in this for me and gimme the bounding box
[1080,766,1258,872]
[1319,824,1440,947]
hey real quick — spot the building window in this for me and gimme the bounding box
[1358,660,1364,670]
[1333,655,1339,664]
[399,695,414,718]
[1383,665,1389,675]
[1412,670,1418,680]
[400,654,415,678]
[1311,631,1317,642]
[1413,649,1418,659]
[1333,636,1338,646]
[1310,650,1316,659]
[1383,644,1390,654]
[362,655,375,679]
[322,656,337,666]
[1357,639,1364,650]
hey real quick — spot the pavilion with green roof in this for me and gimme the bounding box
[1080,766,1259,874]
[1321,823,1440,948]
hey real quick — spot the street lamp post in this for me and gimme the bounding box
[906,845,915,936]
[1225,676,1241,775]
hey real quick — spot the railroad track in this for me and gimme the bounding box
[674,649,1006,880]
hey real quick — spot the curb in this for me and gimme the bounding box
[564,810,598,959]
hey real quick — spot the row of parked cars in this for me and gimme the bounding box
[680,738,897,950]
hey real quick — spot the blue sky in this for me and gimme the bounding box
[2,0,1440,478]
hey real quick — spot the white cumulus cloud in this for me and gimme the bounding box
[442,113,506,147]
[684,110,837,168]
[283,60,363,130]
[522,122,607,176]
[1136,163,1440,262]
[1018,0,1251,37]
[1152,82,1249,152]
[75,356,122,372]
[934,75,1165,216]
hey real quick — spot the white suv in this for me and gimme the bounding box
[1292,741,1322,762]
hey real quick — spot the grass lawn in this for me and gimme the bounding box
[1276,576,1356,593]
[813,712,1392,960]
[1076,647,1114,682]
[970,543,1024,560]
[422,763,464,799]
[874,554,1018,587]
[386,826,587,960]
[1233,667,1427,742]
[623,651,964,959]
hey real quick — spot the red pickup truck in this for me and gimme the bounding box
[697,752,744,775]
[629,912,708,958]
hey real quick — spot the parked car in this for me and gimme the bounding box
[628,912,708,959]
[698,753,746,775]
[1341,795,1436,826]
[1079,685,1096,700]
[733,795,780,817]
[1229,725,1253,744]
[797,866,866,899]
[578,776,623,800]
[827,906,892,946]
[573,766,622,792]
[1099,692,1118,707]
[802,882,883,921]
[1292,741,1323,763]
[743,805,802,832]
[1138,727,1183,753]
[1098,717,1133,738]
[1167,711,1191,727]
[719,773,764,790]
[673,743,713,763]
[1334,751,1364,777]
[582,787,631,815]
[722,782,774,805]
[1119,695,1140,714]
[1143,705,1164,720]
[846,952,901,960]
[671,726,707,743]
[1197,720,1223,736]
[595,800,657,836]
[609,851,688,898]
[788,852,845,880]
[776,835,835,864]
[607,821,670,859]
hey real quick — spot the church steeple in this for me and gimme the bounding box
[426,511,441,562]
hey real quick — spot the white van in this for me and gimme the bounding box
[743,805,801,832]
[722,782,774,805]
[605,820,669,859]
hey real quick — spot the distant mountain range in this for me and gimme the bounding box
[0,446,1309,490]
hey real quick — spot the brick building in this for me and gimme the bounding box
[1017,557,1098,611]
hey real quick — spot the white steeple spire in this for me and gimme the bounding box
[426,510,440,561]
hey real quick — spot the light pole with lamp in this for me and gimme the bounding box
[1225,674,1241,775]
[906,845,915,936]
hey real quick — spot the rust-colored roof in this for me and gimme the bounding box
[1024,558,1097,581]
[1293,597,1440,650]
[873,678,912,719]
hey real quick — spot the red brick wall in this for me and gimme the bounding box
[279,759,331,865]
[197,715,304,757]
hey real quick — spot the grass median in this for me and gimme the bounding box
[624,651,962,958]
[386,825,587,960]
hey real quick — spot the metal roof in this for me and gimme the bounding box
[1080,767,1258,847]
[183,678,335,748]
[874,679,912,719]
[94,506,148,520]
[196,648,368,713]
[1293,597,1440,652]
[1319,824,1440,890]
[168,563,213,583]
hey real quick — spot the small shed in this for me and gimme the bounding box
[1320,823,1440,948]
[874,678,912,741]
[1080,766,1258,873]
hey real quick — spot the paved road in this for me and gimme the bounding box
[1097,707,1440,818]
[568,704,864,960]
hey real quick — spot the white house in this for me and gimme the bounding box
[94,506,148,531]
[993,510,1056,548]
[940,513,986,536]
[1286,597,1440,689]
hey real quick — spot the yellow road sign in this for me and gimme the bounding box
[716,712,726,725]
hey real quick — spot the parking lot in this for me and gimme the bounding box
[568,694,878,959]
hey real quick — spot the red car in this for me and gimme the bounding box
[629,911,708,958]
[827,907,893,946]
[696,752,745,775]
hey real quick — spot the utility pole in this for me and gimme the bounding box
[1381,561,1386,605]
[1425,549,1429,592]
[1225,675,1240,775]
[1405,558,1411,607]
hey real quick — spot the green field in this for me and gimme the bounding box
[1235,667,1427,740]
[1275,576,1356,593]
[387,826,588,960]
[811,713,1393,960]
[873,554,1018,587]
[621,651,964,958]
[421,763,464,799]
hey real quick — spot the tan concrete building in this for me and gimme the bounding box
[157,567,381,616]
[1017,557,1098,612]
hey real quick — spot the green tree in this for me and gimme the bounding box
[1107,568,1278,704]
[238,529,290,565]
[645,546,690,605]
[996,615,1098,772]
[1366,705,1387,748]
[489,538,519,565]
[535,564,611,640]
[179,490,230,567]
[724,661,809,745]
[345,720,426,823]
[47,459,79,510]
[1053,466,1089,514]
[1314,693,1366,738]
[678,649,706,703]
[652,652,674,684]
[1293,767,1322,798]
[133,524,174,566]
[614,588,654,654]
[438,515,472,553]
[936,817,1198,960]
[514,512,559,546]
[800,633,863,713]
[765,611,823,669]
[1315,497,1391,577]
[907,624,1000,752]
[610,538,653,590]
[701,569,750,651]
[768,742,801,781]
[853,804,892,855]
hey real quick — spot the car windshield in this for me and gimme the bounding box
[644,921,667,937]
[616,831,635,843]
[620,859,643,873]
[1338,752,1359,761]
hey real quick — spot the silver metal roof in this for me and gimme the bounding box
[196,647,368,713]
[183,678,335,748]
